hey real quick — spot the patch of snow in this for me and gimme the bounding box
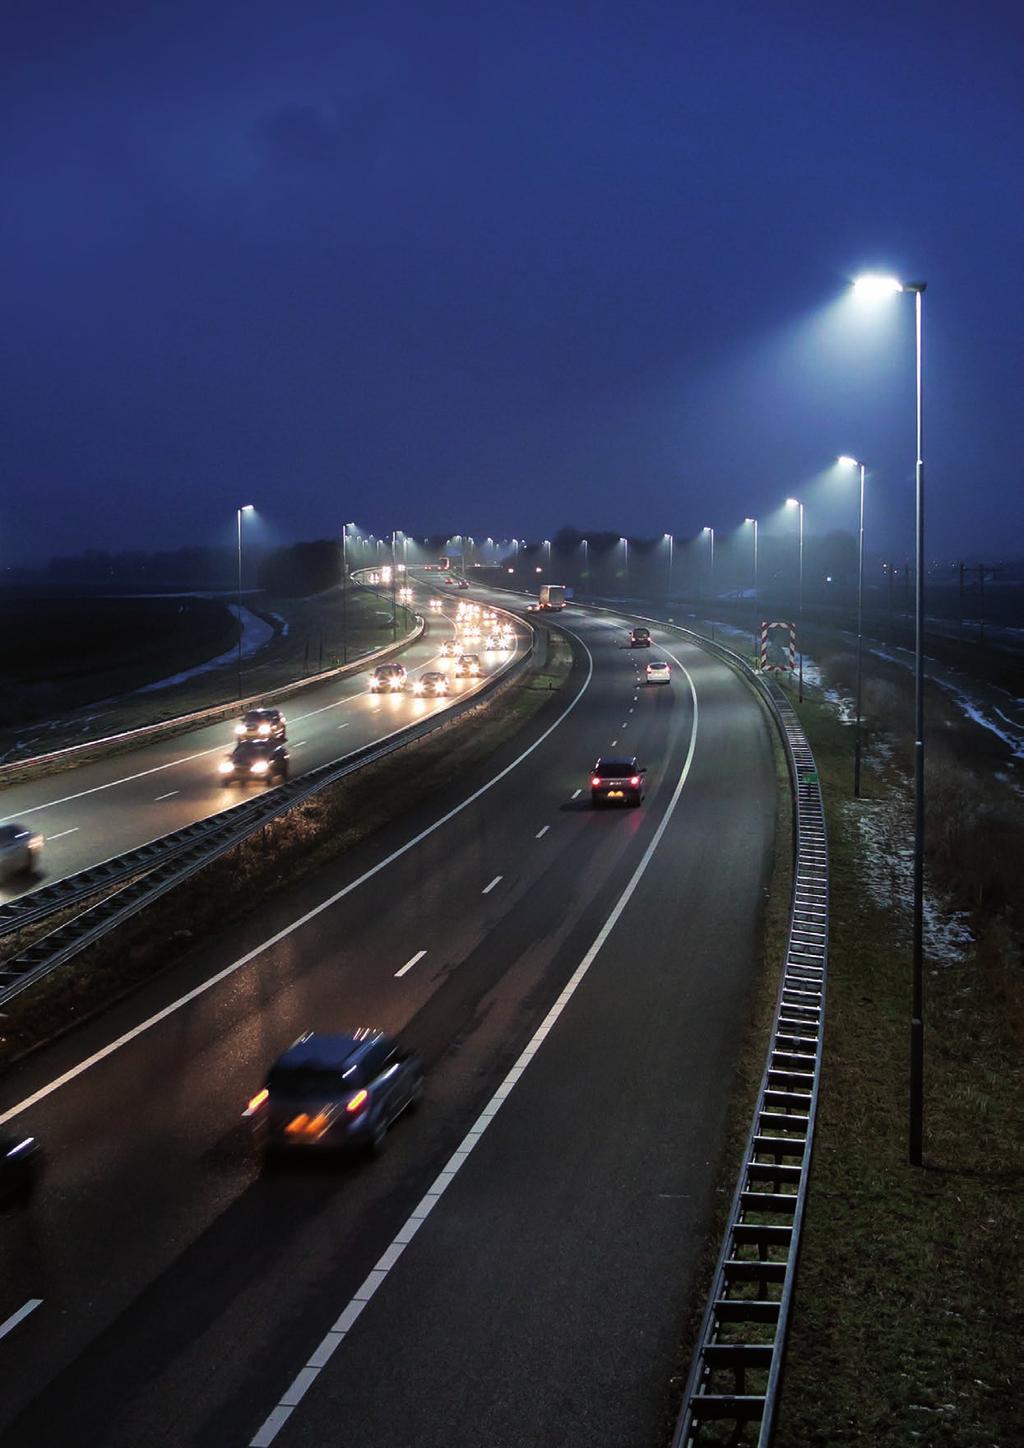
[844,791,974,967]
[134,605,275,694]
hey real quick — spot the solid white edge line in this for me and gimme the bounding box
[44,828,79,842]
[534,825,550,839]
[394,950,427,979]
[0,628,594,1127]
[481,875,503,895]
[0,1298,43,1342]
[247,656,700,1448]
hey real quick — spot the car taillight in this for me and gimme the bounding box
[346,1089,369,1115]
[591,776,601,787]
[630,776,640,786]
[245,1088,269,1115]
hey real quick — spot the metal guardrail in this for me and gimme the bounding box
[0,607,533,1006]
[0,579,421,780]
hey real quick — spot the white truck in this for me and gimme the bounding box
[539,584,566,610]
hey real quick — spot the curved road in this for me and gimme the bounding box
[0,599,776,1447]
[0,587,525,903]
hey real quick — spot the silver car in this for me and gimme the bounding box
[0,824,44,881]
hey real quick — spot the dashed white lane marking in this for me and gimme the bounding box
[481,875,503,895]
[611,739,618,747]
[0,632,595,1129]
[0,1299,42,1342]
[394,950,427,979]
[535,825,550,839]
[45,828,78,842]
[570,788,582,800]
[290,741,307,748]
[154,791,179,801]
[248,654,701,1448]
[621,722,628,729]
[336,723,351,730]
[2,744,226,821]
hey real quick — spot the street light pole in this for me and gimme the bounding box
[854,272,927,1166]
[839,458,868,796]
[665,533,674,596]
[341,523,354,664]
[236,504,254,698]
[703,526,715,640]
[391,530,398,642]
[744,518,758,661]
[785,499,804,701]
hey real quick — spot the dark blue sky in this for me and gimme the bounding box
[2,0,1022,565]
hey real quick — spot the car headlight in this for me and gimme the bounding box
[258,723,271,735]
[219,759,235,774]
[234,723,245,735]
[369,678,381,690]
[412,680,425,694]
[28,834,44,852]
[250,759,269,775]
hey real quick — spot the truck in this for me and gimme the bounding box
[539,584,566,610]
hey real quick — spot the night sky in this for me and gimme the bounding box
[3,0,1022,565]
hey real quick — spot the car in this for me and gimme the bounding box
[412,671,449,697]
[0,823,44,882]
[628,627,652,647]
[0,1131,42,1208]
[483,635,501,650]
[429,598,443,611]
[439,639,458,657]
[482,610,497,623]
[645,660,671,684]
[398,585,414,601]
[454,653,482,678]
[245,1030,423,1159]
[234,707,287,741]
[525,603,540,612]
[460,626,482,642]
[219,739,289,784]
[590,756,647,807]
[456,579,469,589]
[369,662,408,692]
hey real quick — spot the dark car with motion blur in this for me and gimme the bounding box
[234,707,287,741]
[0,824,44,882]
[245,1030,423,1161]
[0,1131,42,1208]
[454,653,482,678]
[219,738,289,785]
[590,756,647,807]
[628,627,651,647]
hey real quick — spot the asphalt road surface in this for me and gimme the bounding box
[0,592,777,1447]
[0,587,525,903]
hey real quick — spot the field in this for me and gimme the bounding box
[0,585,412,762]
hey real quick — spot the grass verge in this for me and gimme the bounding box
[773,662,1023,1446]
[0,632,573,1068]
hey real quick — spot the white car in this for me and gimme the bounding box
[645,661,671,684]
[0,824,44,881]
[429,599,443,611]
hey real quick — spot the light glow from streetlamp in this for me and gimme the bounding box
[837,455,859,468]
[853,273,904,299]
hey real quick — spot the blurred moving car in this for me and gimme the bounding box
[628,627,652,647]
[369,662,408,692]
[412,671,449,696]
[429,599,443,611]
[454,653,482,678]
[645,660,671,684]
[219,740,289,784]
[234,707,287,741]
[245,1030,423,1159]
[0,824,44,882]
[439,639,458,657]
[484,634,501,650]
[398,585,414,601]
[0,1131,42,1207]
[456,579,469,589]
[590,756,647,806]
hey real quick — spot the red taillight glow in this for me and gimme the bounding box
[346,1089,369,1114]
[630,776,640,786]
[591,776,601,787]
[246,1088,268,1113]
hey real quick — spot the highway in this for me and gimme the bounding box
[0,592,777,1447]
[0,586,524,904]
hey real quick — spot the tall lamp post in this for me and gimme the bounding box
[236,504,254,698]
[854,271,927,1166]
[620,536,629,588]
[838,457,868,796]
[341,522,355,664]
[664,533,674,596]
[702,526,715,640]
[391,531,399,641]
[785,499,804,701]
[744,517,758,660]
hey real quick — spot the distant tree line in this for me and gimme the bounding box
[257,540,341,596]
